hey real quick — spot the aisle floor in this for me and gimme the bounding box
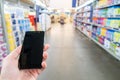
[38,23,120,80]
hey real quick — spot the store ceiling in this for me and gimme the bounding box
[49,0,72,9]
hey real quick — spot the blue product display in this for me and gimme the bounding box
[106,29,115,41]
[96,27,101,35]
[11,14,15,18]
[12,19,16,24]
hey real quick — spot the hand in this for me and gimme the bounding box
[0,44,49,80]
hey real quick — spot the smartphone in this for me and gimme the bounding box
[19,31,44,69]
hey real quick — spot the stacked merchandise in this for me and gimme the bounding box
[0,0,50,72]
[93,6,120,28]
[36,5,51,31]
[92,0,120,58]
[39,13,51,31]
[75,0,120,60]
[0,12,7,71]
[75,4,92,37]
[4,4,33,52]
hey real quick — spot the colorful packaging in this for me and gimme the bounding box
[96,27,101,35]
[104,38,111,48]
[106,29,115,41]
[98,36,105,45]
[110,42,117,53]
[101,28,107,36]
[114,32,120,43]
[92,32,96,40]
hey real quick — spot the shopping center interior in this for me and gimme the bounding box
[0,0,120,80]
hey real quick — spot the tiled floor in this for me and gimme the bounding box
[38,23,120,80]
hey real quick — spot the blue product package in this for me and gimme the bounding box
[106,19,110,26]
[106,29,111,41]
[107,29,115,41]
[20,26,23,31]
[22,20,24,24]
[11,14,15,18]
[96,27,101,35]
[12,19,16,25]
[15,32,18,36]
[18,20,21,24]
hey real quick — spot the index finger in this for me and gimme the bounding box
[44,44,50,51]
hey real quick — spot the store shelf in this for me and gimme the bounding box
[76,26,120,61]
[76,27,91,39]
[78,10,91,13]
[92,23,120,32]
[93,16,120,19]
[75,0,120,61]
[91,38,120,61]
[77,16,90,18]
[95,3,120,9]
[81,21,92,25]
[76,20,92,25]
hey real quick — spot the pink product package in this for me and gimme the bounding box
[0,34,4,44]
[0,43,7,54]
[100,18,105,25]
[108,0,113,5]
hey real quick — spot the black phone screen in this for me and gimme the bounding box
[19,31,44,69]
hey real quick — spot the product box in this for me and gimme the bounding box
[101,28,107,37]
[108,0,113,5]
[114,32,120,43]
[92,32,96,40]
[110,42,117,53]
[0,43,7,53]
[104,38,111,48]
[98,36,105,45]
[107,29,115,41]
[95,37,98,41]
[106,19,111,26]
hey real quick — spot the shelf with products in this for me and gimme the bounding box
[0,12,8,71]
[75,0,120,61]
[95,0,120,9]
[93,7,120,18]
[92,22,120,32]
[0,0,49,72]
[75,3,93,32]
[36,5,51,31]
[91,25,120,59]
[3,0,37,52]
[75,19,92,25]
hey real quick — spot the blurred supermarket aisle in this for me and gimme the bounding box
[37,23,120,80]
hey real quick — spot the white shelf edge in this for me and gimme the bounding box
[76,26,120,61]
[78,10,91,13]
